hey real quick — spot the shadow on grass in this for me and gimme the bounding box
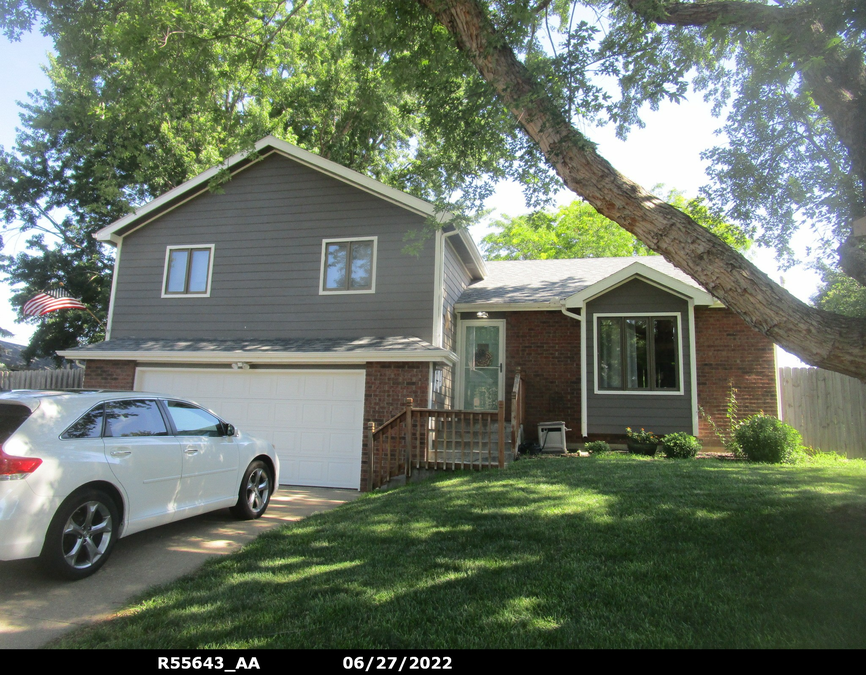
[55,457,866,649]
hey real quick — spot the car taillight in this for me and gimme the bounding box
[0,445,42,480]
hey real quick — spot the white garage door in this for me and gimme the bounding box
[135,368,365,489]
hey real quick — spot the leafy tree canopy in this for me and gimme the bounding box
[481,189,748,261]
[0,0,524,360]
[0,0,865,378]
[813,266,866,318]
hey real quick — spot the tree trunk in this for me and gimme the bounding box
[416,0,866,381]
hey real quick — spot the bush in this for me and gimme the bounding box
[661,432,701,459]
[585,440,611,455]
[734,415,803,463]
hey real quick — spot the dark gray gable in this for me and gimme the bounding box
[585,278,693,435]
[109,152,436,342]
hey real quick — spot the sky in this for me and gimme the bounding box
[0,26,816,366]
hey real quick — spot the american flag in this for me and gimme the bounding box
[22,288,88,317]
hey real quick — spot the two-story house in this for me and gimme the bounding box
[61,136,778,490]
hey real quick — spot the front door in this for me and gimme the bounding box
[460,321,505,411]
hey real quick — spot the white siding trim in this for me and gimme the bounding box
[580,305,588,437]
[688,299,699,435]
[432,230,445,347]
[565,263,716,307]
[105,239,122,340]
[428,362,434,408]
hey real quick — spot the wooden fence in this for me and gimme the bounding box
[0,368,84,391]
[778,367,866,459]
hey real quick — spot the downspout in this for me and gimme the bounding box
[558,300,587,439]
[559,299,581,322]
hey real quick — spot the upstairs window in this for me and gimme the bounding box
[320,238,376,294]
[596,315,681,393]
[163,245,214,297]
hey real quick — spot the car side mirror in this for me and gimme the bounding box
[223,423,236,437]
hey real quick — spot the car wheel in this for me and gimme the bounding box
[231,460,272,520]
[41,489,119,580]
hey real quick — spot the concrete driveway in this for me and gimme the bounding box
[0,486,360,649]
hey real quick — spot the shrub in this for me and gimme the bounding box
[585,440,611,455]
[661,432,701,459]
[734,414,803,463]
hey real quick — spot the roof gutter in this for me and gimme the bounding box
[559,300,582,321]
[56,348,459,366]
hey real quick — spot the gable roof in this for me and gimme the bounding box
[94,135,486,278]
[455,257,718,309]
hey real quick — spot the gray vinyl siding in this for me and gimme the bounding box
[586,278,692,434]
[109,152,436,341]
[433,238,473,408]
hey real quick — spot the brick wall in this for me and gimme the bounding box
[505,311,582,442]
[362,362,430,491]
[694,307,778,447]
[82,360,137,390]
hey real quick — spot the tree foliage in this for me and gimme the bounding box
[482,200,654,260]
[0,0,865,379]
[0,0,522,360]
[481,189,748,261]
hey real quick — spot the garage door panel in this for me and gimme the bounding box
[303,377,330,398]
[136,369,364,489]
[275,402,302,425]
[330,403,362,427]
[247,401,275,423]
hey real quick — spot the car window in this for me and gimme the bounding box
[0,403,31,443]
[61,404,105,439]
[103,400,168,437]
[166,401,223,437]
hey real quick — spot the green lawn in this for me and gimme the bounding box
[55,454,866,649]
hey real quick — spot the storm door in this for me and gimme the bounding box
[460,321,506,411]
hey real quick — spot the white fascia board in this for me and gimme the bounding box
[563,262,716,308]
[57,348,459,366]
[454,301,562,313]
[452,227,488,278]
[95,135,453,242]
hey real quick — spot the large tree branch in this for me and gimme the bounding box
[625,0,814,31]
[415,0,866,380]
[628,0,866,281]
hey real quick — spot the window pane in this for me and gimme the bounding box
[62,405,105,439]
[0,403,32,443]
[325,243,348,290]
[625,318,649,389]
[104,400,168,437]
[167,401,222,437]
[654,318,678,389]
[597,318,622,389]
[187,249,210,293]
[349,241,373,289]
[166,249,189,293]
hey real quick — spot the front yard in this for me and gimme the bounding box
[55,454,866,649]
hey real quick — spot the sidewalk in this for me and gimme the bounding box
[0,487,360,649]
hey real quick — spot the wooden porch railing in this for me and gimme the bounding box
[368,398,506,490]
[511,366,524,451]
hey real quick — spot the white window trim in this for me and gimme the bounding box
[593,311,685,396]
[319,236,378,295]
[161,244,215,298]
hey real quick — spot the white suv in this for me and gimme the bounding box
[0,390,280,579]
